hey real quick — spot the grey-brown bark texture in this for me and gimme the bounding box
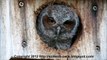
[0,0,107,60]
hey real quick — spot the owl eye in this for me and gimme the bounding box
[63,20,75,31]
[48,17,56,24]
[43,16,56,29]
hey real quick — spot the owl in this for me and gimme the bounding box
[36,4,79,50]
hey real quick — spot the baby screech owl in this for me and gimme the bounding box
[36,4,79,50]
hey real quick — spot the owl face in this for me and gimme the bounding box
[36,4,79,50]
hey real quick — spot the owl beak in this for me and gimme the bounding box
[57,26,61,35]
